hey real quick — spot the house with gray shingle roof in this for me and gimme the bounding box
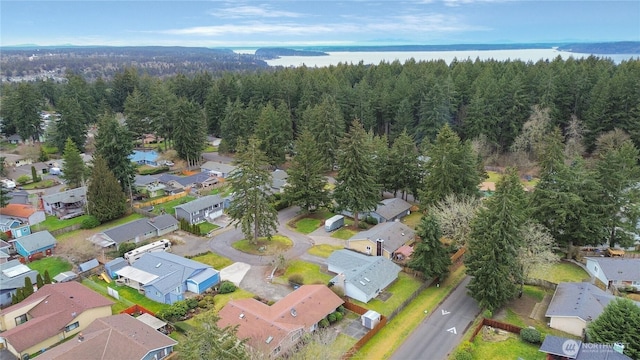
[0,214,31,239]
[539,335,632,360]
[89,215,178,248]
[585,257,640,292]
[347,221,416,260]
[41,186,87,219]
[544,282,639,337]
[13,230,56,259]
[133,175,166,197]
[0,260,38,307]
[157,173,218,190]
[327,249,401,303]
[200,161,237,179]
[174,195,224,224]
[342,197,412,224]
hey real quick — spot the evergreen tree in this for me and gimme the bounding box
[302,95,345,171]
[1,83,43,142]
[419,124,483,206]
[408,214,452,281]
[466,168,528,312]
[0,187,10,208]
[173,98,207,167]
[36,273,44,289]
[61,138,86,189]
[124,88,151,143]
[53,95,88,152]
[387,130,421,200]
[94,113,136,193]
[284,129,330,213]
[587,298,640,359]
[255,101,292,166]
[31,165,40,183]
[44,270,52,284]
[227,137,279,244]
[23,277,34,298]
[87,155,127,223]
[176,311,249,360]
[333,119,380,228]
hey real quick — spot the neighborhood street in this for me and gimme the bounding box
[390,276,480,360]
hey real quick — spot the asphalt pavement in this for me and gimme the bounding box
[390,276,480,360]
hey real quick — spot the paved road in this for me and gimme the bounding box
[390,276,480,360]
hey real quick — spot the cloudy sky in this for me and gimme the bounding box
[1,1,639,47]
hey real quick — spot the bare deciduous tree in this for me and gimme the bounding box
[518,222,559,281]
[510,105,552,163]
[563,115,586,161]
[429,194,481,249]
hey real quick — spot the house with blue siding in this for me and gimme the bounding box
[115,252,219,304]
[13,231,57,259]
[0,215,31,239]
[0,260,38,307]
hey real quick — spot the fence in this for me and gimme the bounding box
[48,223,82,237]
[341,300,388,360]
[524,278,557,290]
[134,190,191,208]
[387,279,434,321]
[469,318,523,342]
[120,304,156,316]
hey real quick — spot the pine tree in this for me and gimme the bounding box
[0,186,10,208]
[94,113,136,193]
[173,98,207,167]
[284,129,330,213]
[23,277,34,298]
[87,155,127,223]
[53,95,88,152]
[387,130,421,200]
[44,270,52,284]
[176,311,249,360]
[31,165,40,183]
[255,101,292,166]
[465,168,528,312]
[302,95,345,171]
[587,298,640,359]
[227,137,279,244]
[333,119,381,228]
[408,214,452,281]
[61,137,86,189]
[36,273,44,289]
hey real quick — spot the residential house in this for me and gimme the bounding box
[13,230,57,260]
[0,240,12,263]
[174,195,224,225]
[41,186,87,219]
[133,175,166,198]
[327,249,401,303]
[545,282,625,337]
[104,257,128,279]
[0,260,38,307]
[129,150,160,167]
[89,214,178,248]
[0,203,45,226]
[585,257,640,292]
[270,169,288,194]
[346,221,416,260]
[539,335,631,360]
[0,214,31,239]
[342,198,412,224]
[157,173,218,191]
[200,161,237,179]
[0,282,114,358]
[115,252,220,304]
[6,134,22,145]
[35,314,177,360]
[7,190,29,205]
[218,285,344,357]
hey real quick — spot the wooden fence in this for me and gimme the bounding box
[469,318,523,342]
[48,223,82,237]
[341,300,388,360]
[134,189,191,208]
[120,304,156,316]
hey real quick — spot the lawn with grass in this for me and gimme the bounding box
[471,334,545,360]
[28,256,72,278]
[213,288,255,312]
[82,276,170,314]
[522,285,545,301]
[529,261,589,284]
[354,266,466,359]
[307,244,343,258]
[199,222,219,235]
[277,260,333,285]
[21,179,57,190]
[486,171,539,188]
[189,252,234,269]
[401,212,422,230]
[332,227,357,240]
[151,196,196,215]
[232,235,293,255]
[293,218,323,234]
[350,272,423,316]
[33,214,89,232]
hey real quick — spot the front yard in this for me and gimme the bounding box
[332,227,357,240]
[350,272,424,316]
[277,260,333,285]
[470,333,545,360]
[307,244,343,258]
[188,251,233,270]
[289,211,334,234]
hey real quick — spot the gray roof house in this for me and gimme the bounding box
[539,335,631,360]
[200,161,237,179]
[134,175,166,197]
[327,249,401,303]
[545,282,634,337]
[157,173,218,190]
[90,215,178,248]
[347,221,416,260]
[115,252,220,304]
[174,195,224,225]
[41,186,87,219]
[585,257,640,292]
[270,169,288,193]
[342,197,412,224]
[14,230,57,258]
[0,260,38,307]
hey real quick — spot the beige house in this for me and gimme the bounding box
[347,221,415,260]
[0,282,114,358]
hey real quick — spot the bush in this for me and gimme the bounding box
[319,318,329,328]
[337,305,346,314]
[138,166,169,175]
[80,216,101,229]
[185,297,199,309]
[327,312,337,323]
[219,281,237,294]
[453,350,473,360]
[288,274,304,286]
[17,175,31,185]
[118,242,138,257]
[520,328,542,344]
[482,309,493,319]
[364,216,378,225]
[333,311,343,321]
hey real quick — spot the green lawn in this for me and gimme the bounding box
[355,266,467,359]
[471,334,545,360]
[529,261,589,284]
[213,288,255,312]
[33,214,89,232]
[82,276,170,314]
[307,244,343,258]
[486,171,539,188]
[401,211,422,230]
[21,179,58,190]
[55,213,144,241]
[232,235,293,255]
[332,227,357,240]
[189,252,234,269]
[293,218,323,234]
[523,285,545,301]
[199,222,220,235]
[151,196,196,215]
[28,257,72,278]
[350,272,423,316]
[278,260,333,285]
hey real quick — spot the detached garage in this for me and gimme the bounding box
[186,268,220,294]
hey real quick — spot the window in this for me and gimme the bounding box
[65,321,79,332]
[15,314,27,326]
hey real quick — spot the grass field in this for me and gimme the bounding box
[34,214,89,232]
[401,212,422,230]
[278,260,333,285]
[151,196,196,215]
[213,288,255,311]
[232,235,293,255]
[28,257,72,278]
[198,222,219,235]
[332,227,357,240]
[350,272,423,316]
[471,334,545,360]
[529,261,589,284]
[189,252,233,269]
[54,213,145,241]
[307,244,343,258]
[294,218,323,234]
[486,170,539,188]
[83,276,170,314]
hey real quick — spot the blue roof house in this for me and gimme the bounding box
[123,252,220,304]
[130,150,160,167]
[0,260,38,307]
[13,231,57,259]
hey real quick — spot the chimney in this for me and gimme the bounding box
[376,239,384,256]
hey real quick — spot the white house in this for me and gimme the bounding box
[585,257,640,292]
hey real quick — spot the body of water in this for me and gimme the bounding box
[234,49,638,67]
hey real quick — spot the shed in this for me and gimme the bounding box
[361,310,381,329]
[78,258,99,273]
[186,267,220,294]
[104,257,128,279]
[53,271,78,283]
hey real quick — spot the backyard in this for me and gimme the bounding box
[529,261,589,284]
[151,195,196,215]
[27,256,72,278]
[350,272,424,316]
[82,275,170,314]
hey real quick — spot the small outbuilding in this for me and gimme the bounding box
[104,257,128,279]
[361,310,381,329]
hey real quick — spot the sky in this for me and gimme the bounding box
[1,1,639,48]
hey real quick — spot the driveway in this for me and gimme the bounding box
[390,276,480,360]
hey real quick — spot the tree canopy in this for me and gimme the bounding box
[87,155,126,223]
[587,298,640,359]
[408,214,452,281]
